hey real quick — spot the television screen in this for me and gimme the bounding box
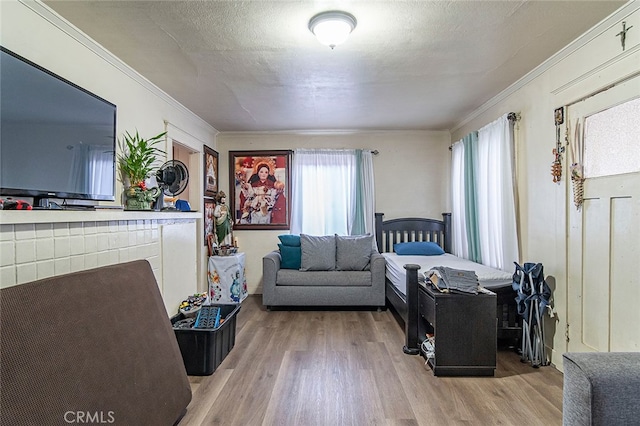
[0,46,116,206]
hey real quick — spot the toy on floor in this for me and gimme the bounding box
[178,292,207,317]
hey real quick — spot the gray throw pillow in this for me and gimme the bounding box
[300,234,336,271]
[336,234,373,271]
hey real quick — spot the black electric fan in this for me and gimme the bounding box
[156,160,189,211]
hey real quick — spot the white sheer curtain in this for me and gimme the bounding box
[359,150,376,235]
[476,114,519,270]
[290,149,375,236]
[450,114,519,271]
[450,141,468,258]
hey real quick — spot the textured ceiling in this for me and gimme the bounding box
[44,0,626,132]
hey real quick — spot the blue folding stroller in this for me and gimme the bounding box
[512,262,552,367]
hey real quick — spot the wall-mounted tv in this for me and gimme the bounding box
[0,46,117,207]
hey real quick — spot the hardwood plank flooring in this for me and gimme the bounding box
[179,296,563,426]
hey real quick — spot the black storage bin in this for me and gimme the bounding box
[171,304,241,376]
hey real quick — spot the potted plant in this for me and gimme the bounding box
[117,130,166,210]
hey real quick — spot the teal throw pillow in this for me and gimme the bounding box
[278,243,301,269]
[278,234,301,247]
[394,241,445,256]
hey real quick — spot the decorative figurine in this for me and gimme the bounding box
[214,191,233,247]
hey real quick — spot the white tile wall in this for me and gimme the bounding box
[16,263,37,284]
[54,258,71,275]
[0,225,13,240]
[54,237,71,258]
[35,223,53,238]
[37,259,55,280]
[84,235,97,253]
[0,219,162,287]
[14,224,36,240]
[69,235,84,256]
[36,239,54,261]
[53,223,70,237]
[0,241,15,266]
[1,265,16,286]
[15,240,36,263]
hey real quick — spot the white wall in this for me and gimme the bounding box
[1,0,218,306]
[217,131,451,294]
[451,2,639,368]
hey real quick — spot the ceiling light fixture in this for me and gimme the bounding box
[308,11,357,49]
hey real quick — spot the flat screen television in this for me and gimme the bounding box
[0,46,117,208]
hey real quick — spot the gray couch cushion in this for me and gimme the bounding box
[276,270,371,287]
[563,352,640,426]
[300,234,336,271]
[336,234,373,271]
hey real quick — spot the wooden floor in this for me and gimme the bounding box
[179,295,563,426]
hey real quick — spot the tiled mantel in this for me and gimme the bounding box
[0,210,200,313]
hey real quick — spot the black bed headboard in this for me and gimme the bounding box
[374,213,451,254]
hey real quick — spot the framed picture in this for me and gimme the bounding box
[204,198,215,246]
[554,106,564,125]
[204,146,218,197]
[229,150,292,230]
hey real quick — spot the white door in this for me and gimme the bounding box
[566,76,640,353]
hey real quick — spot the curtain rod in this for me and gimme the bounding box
[295,148,378,154]
[449,111,521,150]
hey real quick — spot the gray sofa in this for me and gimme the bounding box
[262,233,386,309]
[563,352,640,425]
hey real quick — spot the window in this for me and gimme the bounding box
[583,97,640,178]
[290,149,375,236]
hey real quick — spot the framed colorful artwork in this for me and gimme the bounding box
[228,150,292,230]
[203,146,218,197]
[204,198,215,246]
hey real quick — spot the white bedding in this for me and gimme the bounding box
[382,253,512,296]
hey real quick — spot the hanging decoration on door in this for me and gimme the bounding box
[568,118,585,210]
[551,107,565,183]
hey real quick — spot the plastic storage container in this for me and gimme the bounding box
[171,303,241,376]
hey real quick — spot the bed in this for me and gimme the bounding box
[374,212,521,355]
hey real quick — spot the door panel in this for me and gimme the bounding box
[566,75,640,353]
[610,196,639,351]
[580,195,609,351]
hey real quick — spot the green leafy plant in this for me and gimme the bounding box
[117,130,167,187]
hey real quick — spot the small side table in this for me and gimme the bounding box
[207,253,248,304]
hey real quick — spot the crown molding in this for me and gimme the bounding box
[21,0,217,134]
[451,0,639,134]
[219,129,450,137]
